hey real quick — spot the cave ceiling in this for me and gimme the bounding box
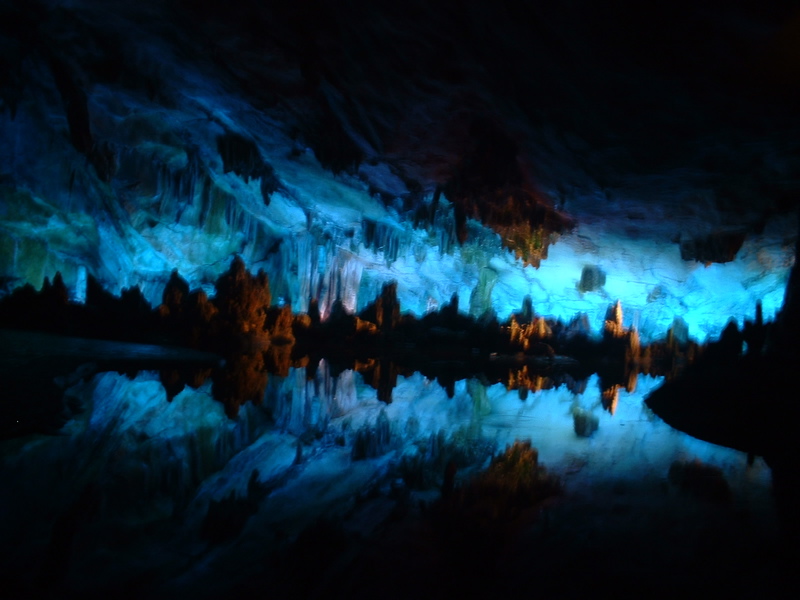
[1,0,799,340]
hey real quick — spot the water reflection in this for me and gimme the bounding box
[0,348,782,597]
[0,326,697,441]
[153,351,636,419]
[2,261,793,595]
[1,258,707,436]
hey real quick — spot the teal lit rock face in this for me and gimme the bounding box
[1,1,797,345]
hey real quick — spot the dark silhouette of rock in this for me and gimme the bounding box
[442,459,457,498]
[578,265,606,293]
[573,408,599,437]
[41,483,101,587]
[201,469,267,544]
[668,459,732,504]
[216,131,281,203]
[352,410,392,460]
[679,231,746,264]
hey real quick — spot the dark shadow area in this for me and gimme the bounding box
[647,221,800,544]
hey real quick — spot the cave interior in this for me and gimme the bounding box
[1,0,800,597]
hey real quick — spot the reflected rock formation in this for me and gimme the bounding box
[0,253,735,432]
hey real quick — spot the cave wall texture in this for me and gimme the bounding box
[1,0,799,341]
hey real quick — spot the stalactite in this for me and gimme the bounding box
[315,248,364,319]
[361,219,407,265]
[198,174,212,229]
[338,255,364,315]
[469,266,498,317]
[216,131,281,204]
[433,201,458,256]
[295,234,314,313]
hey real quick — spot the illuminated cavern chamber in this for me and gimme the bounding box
[1,158,793,348]
[3,1,800,595]
[0,4,794,347]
